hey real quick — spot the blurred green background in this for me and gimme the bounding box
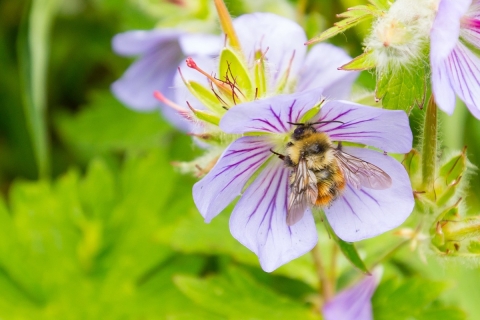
[0,0,479,319]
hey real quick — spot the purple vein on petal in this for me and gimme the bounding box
[343,186,362,221]
[269,105,289,132]
[360,189,380,205]
[250,118,281,132]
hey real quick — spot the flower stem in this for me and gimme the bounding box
[422,94,437,190]
[213,0,242,53]
[369,239,410,269]
[329,243,338,292]
[311,243,334,302]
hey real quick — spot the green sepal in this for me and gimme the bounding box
[254,50,267,98]
[434,148,467,207]
[306,5,380,44]
[323,216,370,274]
[403,149,421,178]
[368,0,391,10]
[438,148,467,185]
[191,109,221,126]
[339,50,376,71]
[219,47,253,100]
[299,100,324,123]
[188,81,226,116]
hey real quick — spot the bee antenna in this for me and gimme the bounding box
[287,121,305,126]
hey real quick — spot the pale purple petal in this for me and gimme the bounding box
[178,33,222,56]
[111,35,183,111]
[323,269,381,320]
[431,58,456,115]
[233,13,307,91]
[440,43,480,118]
[324,147,414,242]
[193,136,274,222]
[112,29,183,56]
[297,43,358,99]
[229,159,318,272]
[430,0,471,64]
[220,88,324,134]
[312,101,412,153]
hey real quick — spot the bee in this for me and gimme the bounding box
[272,122,392,226]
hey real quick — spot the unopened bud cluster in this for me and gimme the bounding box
[365,0,439,71]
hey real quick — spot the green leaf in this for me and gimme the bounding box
[373,278,465,320]
[18,0,61,178]
[375,61,428,113]
[323,216,369,274]
[54,91,171,160]
[174,266,320,320]
[0,149,228,319]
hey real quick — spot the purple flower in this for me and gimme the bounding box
[174,13,358,105]
[111,30,221,130]
[431,0,480,118]
[193,88,414,271]
[323,269,382,320]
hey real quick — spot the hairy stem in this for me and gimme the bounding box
[422,95,438,190]
[311,244,334,302]
[213,0,242,53]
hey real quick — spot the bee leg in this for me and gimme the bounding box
[336,141,343,151]
[269,148,285,160]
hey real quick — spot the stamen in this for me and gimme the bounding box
[153,90,191,118]
[275,50,296,92]
[283,50,296,84]
[154,91,182,111]
[186,58,227,89]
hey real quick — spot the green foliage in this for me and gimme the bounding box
[0,151,224,319]
[54,91,172,160]
[324,215,369,274]
[2,0,480,318]
[375,58,429,113]
[17,0,60,178]
[175,266,320,320]
[373,278,466,320]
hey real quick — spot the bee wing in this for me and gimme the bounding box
[335,150,392,190]
[287,159,318,226]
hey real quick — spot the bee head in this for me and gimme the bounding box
[291,123,316,140]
